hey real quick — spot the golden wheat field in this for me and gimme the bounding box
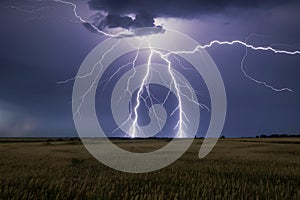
[0,138,299,199]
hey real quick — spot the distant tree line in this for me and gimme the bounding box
[255,134,300,138]
[47,137,81,142]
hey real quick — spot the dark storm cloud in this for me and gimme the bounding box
[88,0,293,17]
[94,11,164,33]
[101,12,160,29]
[86,0,296,32]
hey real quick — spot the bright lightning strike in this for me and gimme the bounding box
[240,35,293,92]
[52,0,112,37]
[52,0,136,38]
[152,49,188,138]
[164,40,299,92]
[128,45,154,138]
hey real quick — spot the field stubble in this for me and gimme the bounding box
[0,138,299,199]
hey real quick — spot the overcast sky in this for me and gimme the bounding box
[0,0,300,137]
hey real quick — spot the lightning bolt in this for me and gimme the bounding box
[151,49,188,138]
[71,39,121,119]
[4,5,51,13]
[240,34,294,92]
[163,40,299,92]
[7,0,300,138]
[128,45,154,138]
[52,0,136,38]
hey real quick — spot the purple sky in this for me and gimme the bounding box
[0,0,300,137]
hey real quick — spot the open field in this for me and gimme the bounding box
[0,138,299,199]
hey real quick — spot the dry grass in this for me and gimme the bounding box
[0,138,299,199]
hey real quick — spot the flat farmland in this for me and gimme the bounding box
[0,138,299,199]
